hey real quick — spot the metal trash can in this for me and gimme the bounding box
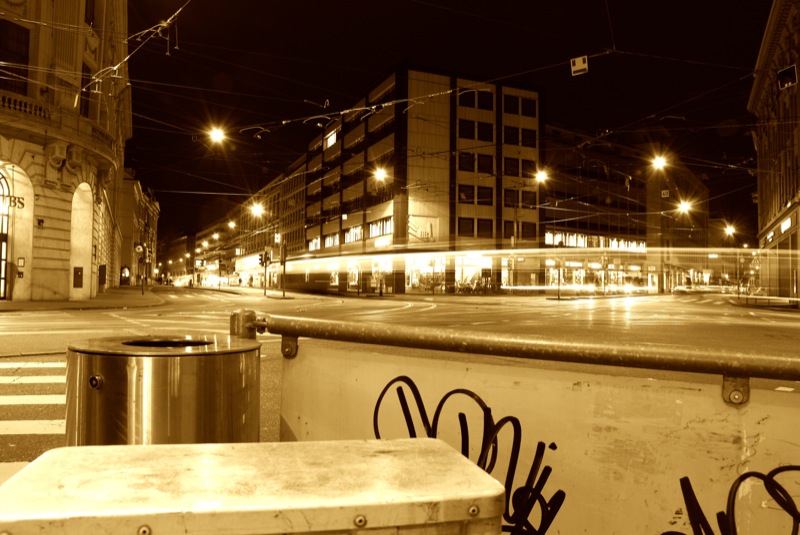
[65,334,261,446]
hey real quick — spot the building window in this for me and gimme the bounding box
[369,216,393,238]
[344,225,363,244]
[521,221,537,238]
[477,218,493,238]
[521,159,536,177]
[521,190,536,209]
[458,217,474,237]
[325,129,338,149]
[504,126,519,146]
[308,236,321,251]
[477,91,494,111]
[324,233,339,248]
[503,220,516,239]
[458,184,475,204]
[477,122,493,142]
[521,98,537,117]
[458,90,476,108]
[521,128,537,148]
[503,95,519,114]
[85,0,96,26]
[458,119,475,139]
[504,157,519,177]
[458,152,475,172]
[504,189,518,208]
[0,20,29,96]
[477,154,493,174]
[80,64,92,118]
[477,186,493,206]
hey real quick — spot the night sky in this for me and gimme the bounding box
[124,1,772,242]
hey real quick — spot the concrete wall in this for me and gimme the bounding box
[277,339,799,533]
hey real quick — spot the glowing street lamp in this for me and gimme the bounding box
[652,156,667,170]
[677,200,691,214]
[374,168,387,181]
[725,225,735,237]
[250,203,264,217]
[209,127,225,144]
[535,170,548,183]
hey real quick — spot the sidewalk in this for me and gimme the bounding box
[0,285,165,312]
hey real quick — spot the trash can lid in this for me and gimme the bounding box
[67,334,261,356]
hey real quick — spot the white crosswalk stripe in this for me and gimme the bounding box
[0,420,66,435]
[0,395,65,405]
[0,359,67,482]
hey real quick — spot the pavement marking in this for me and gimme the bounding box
[0,376,66,384]
[0,419,65,435]
[0,329,117,335]
[0,394,66,405]
[0,362,66,369]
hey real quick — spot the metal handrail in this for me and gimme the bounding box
[228,310,796,405]
[260,314,800,382]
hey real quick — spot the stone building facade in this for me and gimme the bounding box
[749,0,800,298]
[0,0,130,301]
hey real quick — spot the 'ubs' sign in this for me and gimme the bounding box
[0,195,25,209]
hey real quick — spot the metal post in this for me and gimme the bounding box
[556,242,562,301]
[230,309,258,340]
[281,243,286,299]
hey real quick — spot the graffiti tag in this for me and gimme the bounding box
[663,466,800,534]
[373,375,565,534]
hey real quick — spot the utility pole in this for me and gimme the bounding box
[263,247,268,297]
[281,243,286,299]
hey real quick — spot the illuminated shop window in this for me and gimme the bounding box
[369,217,393,238]
[324,233,339,248]
[345,225,363,244]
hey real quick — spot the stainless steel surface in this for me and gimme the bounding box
[65,334,261,446]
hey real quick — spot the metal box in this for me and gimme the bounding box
[0,438,504,534]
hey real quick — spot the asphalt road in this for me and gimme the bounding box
[2,286,799,357]
[2,287,799,477]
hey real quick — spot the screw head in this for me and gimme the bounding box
[468,505,480,516]
[88,375,104,389]
[729,390,744,404]
[353,514,367,528]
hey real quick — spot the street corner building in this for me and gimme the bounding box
[0,0,133,302]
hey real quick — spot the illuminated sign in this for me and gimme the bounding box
[0,195,25,209]
[781,217,792,234]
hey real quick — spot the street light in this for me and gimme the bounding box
[652,155,667,170]
[209,127,225,144]
[677,200,692,214]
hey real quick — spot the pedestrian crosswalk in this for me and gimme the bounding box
[0,359,66,483]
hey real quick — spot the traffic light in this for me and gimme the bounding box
[258,253,264,266]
